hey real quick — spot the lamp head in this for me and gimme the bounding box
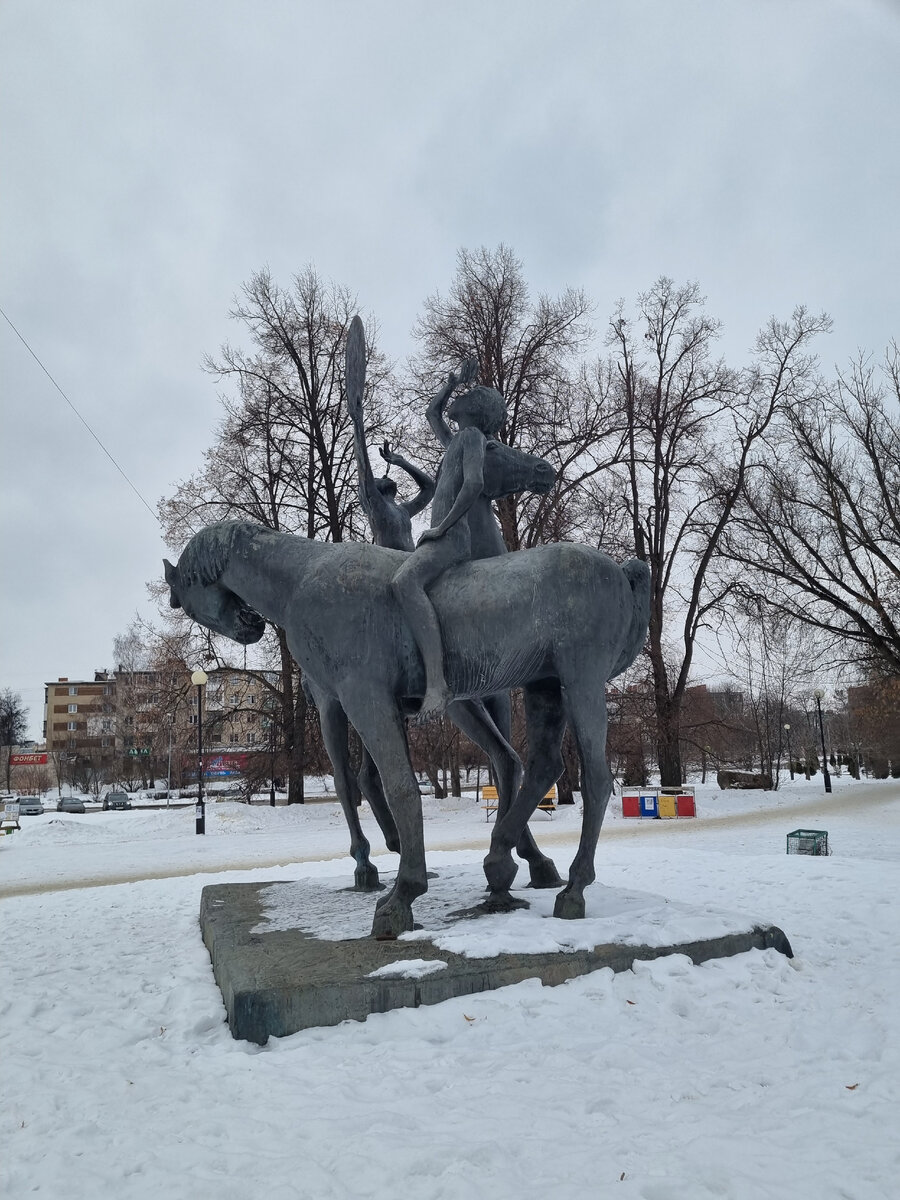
[191,669,208,687]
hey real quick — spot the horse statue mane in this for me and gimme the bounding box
[170,522,252,594]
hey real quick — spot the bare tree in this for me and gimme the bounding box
[159,267,397,802]
[717,606,827,786]
[1,688,28,792]
[602,281,830,786]
[722,344,900,676]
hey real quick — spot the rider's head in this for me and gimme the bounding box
[375,476,398,500]
[447,385,506,436]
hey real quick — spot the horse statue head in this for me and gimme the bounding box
[479,439,556,500]
[163,524,267,645]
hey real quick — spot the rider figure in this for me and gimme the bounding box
[358,440,435,553]
[391,360,507,714]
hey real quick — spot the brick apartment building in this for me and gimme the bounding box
[44,666,276,767]
[43,670,117,760]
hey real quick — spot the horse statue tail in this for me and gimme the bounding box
[608,557,651,681]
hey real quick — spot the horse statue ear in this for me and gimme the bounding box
[163,559,181,609]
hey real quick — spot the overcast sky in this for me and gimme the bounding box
[2,0,899,740]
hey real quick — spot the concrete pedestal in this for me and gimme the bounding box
[200,878,792,1044]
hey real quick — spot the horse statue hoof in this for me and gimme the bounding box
[483,850,519,894]
[553,889,586,920]
[353,863,383,891]
[527,856,563,889]
[371,899,415,940]
[482,890,530,914]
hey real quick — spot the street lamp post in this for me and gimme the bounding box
[784,724,794,781]
[191,669,208,834]
[813,689,832,794]
[269,718,276,807]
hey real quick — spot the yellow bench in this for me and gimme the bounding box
[481,784,557,821]
[481,785,500,821]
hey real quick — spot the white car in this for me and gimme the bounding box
[17,797,44,816]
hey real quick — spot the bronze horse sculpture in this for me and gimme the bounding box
[339,316,560,891]
[164,521,650,938]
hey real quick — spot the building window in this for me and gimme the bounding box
[68,686,78,696]
[101,737,111,748]
[68,703,78,713]
[103,685,112,695]
[247,733,257,745]
[230,734,239,744]
[67,722,77,731]
[68,738,77,749]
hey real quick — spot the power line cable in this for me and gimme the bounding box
[0,303,160,526]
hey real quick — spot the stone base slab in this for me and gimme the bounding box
[200,881,793,1044]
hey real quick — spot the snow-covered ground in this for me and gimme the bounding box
[1,775,898,1199]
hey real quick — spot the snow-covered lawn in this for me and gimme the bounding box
[1,777,897,1199]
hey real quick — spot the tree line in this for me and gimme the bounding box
[145,245,899,795]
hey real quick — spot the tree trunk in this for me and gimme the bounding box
[275,630,305,805]
[449,742,461,797]
[494,495,520,551]
[424,764,446,799]
[647,611,683,787]
[289,677,306,804]
[656,705,684,788]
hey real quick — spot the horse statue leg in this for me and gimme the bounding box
[314,694,382,891]
[343,686,428,938]
[550,673,615,920]
[481,692,563,889]
[446,695,562,892]
[483,680,568,904]
[356,745,401,855]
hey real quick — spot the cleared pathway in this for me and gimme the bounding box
[1,779,895,898]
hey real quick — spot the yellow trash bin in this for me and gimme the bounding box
[658,793,678,819]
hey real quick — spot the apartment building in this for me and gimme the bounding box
[44,671,117,760]
[202,670,276,749]
[44,666,279,788]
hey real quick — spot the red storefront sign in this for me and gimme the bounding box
[10,753,48,765]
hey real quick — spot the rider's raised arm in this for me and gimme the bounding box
[427,357,478,447]
[381,445,436,518]
[418,428,485,542]
[425,373,457,448]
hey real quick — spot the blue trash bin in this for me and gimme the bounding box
[639,793,658,818]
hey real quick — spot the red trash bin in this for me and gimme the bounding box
[622,794,641,818]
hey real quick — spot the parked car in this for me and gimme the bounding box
[102,791,132,811]
[17,797,45,816]
[56,798,86,813]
